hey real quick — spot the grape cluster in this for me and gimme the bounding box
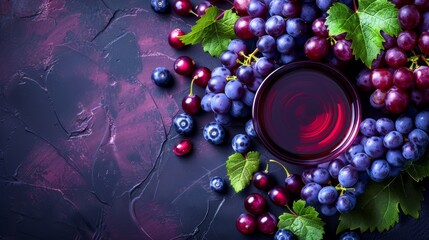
[299,110,429,216]
[357,2,429,113]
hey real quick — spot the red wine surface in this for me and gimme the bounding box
[253,62,360,164]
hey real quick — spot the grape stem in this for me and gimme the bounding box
[335,184,355,195]
[353,0,358,12]
[269,159,291,177]
[264,162,270,173]
[240,48,260,66]
[226,75,238,81]
[190,10,199,17]
[189,77,197,96]
[421,55,429,67]
[286,205,298,217]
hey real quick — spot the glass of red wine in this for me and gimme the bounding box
[252,61,361,166]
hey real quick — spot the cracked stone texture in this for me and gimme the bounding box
[1,0,429,239]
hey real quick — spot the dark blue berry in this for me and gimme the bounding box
[339,231,360,240]
[151,0,170,13]
[151,67,173,87]
[245,119,256,137]
[231,134,251,153]
[173,113,194,135]
[274,229,296,240]
[203,122,226,145]
[210,176,226,192]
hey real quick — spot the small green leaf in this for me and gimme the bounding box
[179,7,239,57]
[226,151,260,192]
[337,174,424,234]
[326,0,401,67]
[278,200,325,240]
[406,148,429,182]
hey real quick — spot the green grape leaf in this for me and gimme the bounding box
[406,148,429,182]
[337,174,424,234]
[278,200,325,240]
[226,151,260,192]
[326,0,401,67]
[179,7,239,57]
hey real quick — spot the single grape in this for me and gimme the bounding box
[236,213,256,235]
[211,93,231,114]
[257,35,277,53]
[168,28,185,49]
[253,171,275,191]
[386,149,407,167]
[220,50,239,71]
[368,159,390,182]
[211,67,231,78]
[345,144,364,163]
[224,80,244,100]
[408,129,429,148]
[301,182,322,205]
[397,30,417,51]
[236,65,254,84]
[333,39,353,61]
[347,181,367,196]
[318,186,338,205]
[398,5,421,30]
[274,229,296,240]
[265,15,286,37]
[257,212,278,235]
[316,0,335,11]
[301,168,314,184]
[151,67,174,87]
[338,165,359,187]
[201,93,215,112]
[151,0,170,13]
[364,136,386,158]
[415,111,429,132]
[351,153,371,171]
[195,0,212,16]
[370,89,387,109]
[241,87,255,107]
[269,0,285,16]
[382,31,397,49]
[370,68,393,91]
[402,141,421,161]
[230,100,251,118]
[203,122,226,145]
[320,204,338,216]
[375,118,395,136]
[280,51,298,64]
[356,69,373,92]
[254,57,275,77]
[247,77,262,92]
[228,39,248,58]
[286,18,308,38]
[249,18,266,37]
[383,131,404,149]
[360,118,377,137]
[234,16,254,39]
[247,0,267,18]
[385,47,407,68]
[371,50,387,69]
[207,76,227,93]
[393,67,414,89]
[233,0,251,16]
[244,193,266,215]
[328,158,346,179]
[304,36,329,60]
[414,66,429,90]
[385,88,409,114]
[284,174,304,195]
[396,115,414,134]
[245,119,256,137]
[336,193,356,214]
[276,34,295,54]
[311,167,330,185]
[282,1,301,18]
[232,133,251,153]
[312,18,329,37]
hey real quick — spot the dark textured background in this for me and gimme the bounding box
[0,0,428,239]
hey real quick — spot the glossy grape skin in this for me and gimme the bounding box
[284,174,304,196]
[383,131,404,149]
[301,168,314,184]
[233,0,251,16]
[304,36,329,60]
[211,67,230,78]
[201,93,214,112]
[371,50,387,69]
[301,183,322,205]
[173,0,193,16]
[173,139,192,156]
[269,0,285,16]
[368,159,390,182]
[220,50,239,71]
[320,204,338,216]
[360,118,377,137]
[274,229,296,240]
[385,88,409,114]
[207,76,227,93]
[412,89,429,107]
[241,87,255,107]
[338,165,359,187]
[408,129,429,148]
[311,167,330,185]
[386,149,407,167]
[253,171,275,191]
[336,193,356,214]
[370,89,387,109]
[364,136,386,158]
[257,35,277,53]
[286,18,308,38]
[224,80,244,100]
[151,67,174,87]
[276,34,295,54]
[247,77,263,92]
[249,18,266,37]
[351,153,371,171]
[203,122,226,145]
[282,1,301,18]
[192,67,211,87]
[414,66,429,90]
[195,0,212,16]
[269,186,290,206]
[257,212,278,235]
[415,111,429,132]
[370,68,393,91]
[228,39,248,57]
[396,116,414,134]
[375,118,395,136]
[398,5,421,30]
[334,39,353,61]
[393,67,414,89]
[385,47,407,68]
[402,141,421,160]
[234,16,254,39]
[254,57,275,77]
[382,31,397,49]
[235,66,254,85]
[151,0,170,13]
[168,28,185,49]
[211,93,231,114]
[247,0,267,18]
[312,18,329,37]
[173,113,194,135]
[318,186,338,205]
[245,120,256,137]
[182,95,201,115]
[265,15,286,37]
[397,30,417,51]
[174,56,195,76]
[329,158,346,179]
[236,213,257,235]
[244,193,266,215]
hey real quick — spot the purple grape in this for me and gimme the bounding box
[383,131,404,149]
[351,153,371,171]
[386,149,407,167]
[224,80,244,100]
[257,35,277,53]
[211,93,231,114]
[360,118,377,136]
[336,193,356,213]
[301,182,322,205]
[247,0,267,18]
[207,76,227,93]
[312,167,330,185]
[364,136,386,158]
[328,158,345,179]
[265,15,286,37]
[201,93,215,112]
[368,159,390,182]
[376,118,395,136]
[318,186,338,205]
[249,18,266,37]
[338,165,359,187]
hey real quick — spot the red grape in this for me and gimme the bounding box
[385,88,409,114]
[393,67,414,89]
[385,47,407,68]
[414,66,429,90]
[398,5,421,30]
[312,18,329,37]
[370,68,393,90]
[397,30,417,51]
[418,31,429,55]
[168,28,186,49]
[304,36,329,60]
[234,16,254,39]
[333,39,353,61]
[233,0,251,16]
